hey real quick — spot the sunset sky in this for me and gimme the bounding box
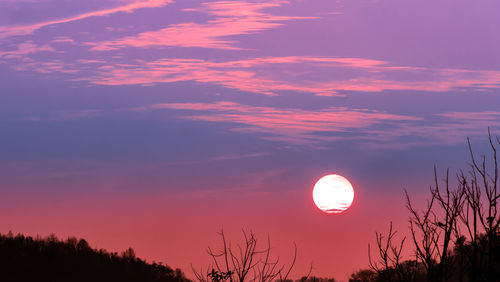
[1,0,500,280]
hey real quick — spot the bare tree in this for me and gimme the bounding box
[430,167,466,280]
[193,230,297,282]
[405,165,466,282]
[360,130,500,282]
[405,188,439,281]
[368,222,409,282]
[459,129,499,280]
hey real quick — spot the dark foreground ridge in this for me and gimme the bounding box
[0,232,190,282]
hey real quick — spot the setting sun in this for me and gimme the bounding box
[312,174,355,214]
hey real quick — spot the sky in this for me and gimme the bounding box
[1,0,500,280]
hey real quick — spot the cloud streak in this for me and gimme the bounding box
[90,1,315,51]
[78,56,500,96]
[0,0,173,39]
[135,102,500,147]
[362,111,500,148]
[3,1,499,98]
[0,41,54,60]
[144,101,420,144]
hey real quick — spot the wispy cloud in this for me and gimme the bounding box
[51,36,75,44]
[83,57,343,96]
[439,111,500,121]
[90,1,316,51]
[0,41,54,60]
[0,0,53,6]
[78,56,500,96]
[143,101,420,144]
[3,1,498,98]
[15,100,500,148]
[12,58,78,74]
[357,111,500,148]
[0,0,173,39]
[134,102,500,147]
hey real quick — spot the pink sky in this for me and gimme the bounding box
[0,0,499,280]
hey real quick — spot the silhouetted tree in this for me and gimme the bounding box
[354,130,500,282]
[368,222,411,282]
[405,165,466,281]
[193,230,297,282]
[460,129,500,281]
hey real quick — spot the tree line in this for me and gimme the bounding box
[0,231,190,282]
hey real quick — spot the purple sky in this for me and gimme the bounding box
[1,0,500,280]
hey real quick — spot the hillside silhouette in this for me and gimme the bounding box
[0,232,190,282]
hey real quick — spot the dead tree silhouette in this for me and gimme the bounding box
[458,129,499,281]
[361,130,500,282]
[368,222,414,282]
[405,165,466,282]
[192,230,298,282]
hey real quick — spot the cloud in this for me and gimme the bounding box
[144,101,420,144]
[0,0,53,6]
[12,59,78,74]
[0,0,173,39]
[438,111,500,122]
[0,41,54,60]
[5,2,498,98]
[359,111,500,148]
[90,0,316,51]
[77,56,500,96]
[133,102,500,147]
[17,99,500,148]
[51,36,75,44]
[82,57,342,96]
[8,50,500,97]
[76,59,107,64]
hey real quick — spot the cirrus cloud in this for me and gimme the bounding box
[77,56,500,96]
[142,101,421,145]
[90,1,316,51]
[0,0,173,40]
[135,102,500,147]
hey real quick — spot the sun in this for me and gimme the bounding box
[312,174,355,214]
